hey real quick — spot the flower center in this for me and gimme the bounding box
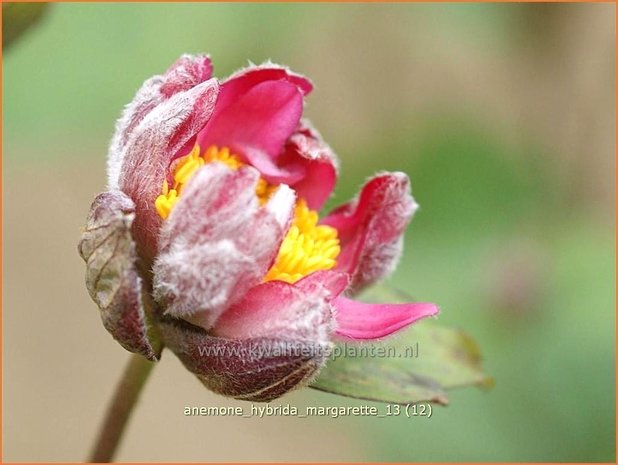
[264,199,340,283]
[154,145,340,284]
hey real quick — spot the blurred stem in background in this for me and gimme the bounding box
[90,354,155,463]
[2,3,49,50]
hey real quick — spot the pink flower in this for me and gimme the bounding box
[79,54,438,401]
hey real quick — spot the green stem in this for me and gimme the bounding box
[89,353,155,462]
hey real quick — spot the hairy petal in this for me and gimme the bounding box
[153,164,294,329]
[159,54,213,98]
[108,54,213,189]
[322,172,418,294]
[159,319,326,402]
[118,78,219,259]
[212,270,348,341]
[294,270,350,298]
[333,296,439,340]
[78,191,161,361]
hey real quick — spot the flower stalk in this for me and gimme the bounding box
[89,354,155,463]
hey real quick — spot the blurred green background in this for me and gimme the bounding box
[3,3,615,462]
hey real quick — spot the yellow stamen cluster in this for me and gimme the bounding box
[264,199,340,284]
[155,145,244,219]
[155,144,340,284]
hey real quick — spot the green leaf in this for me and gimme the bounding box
[311,286,492,405]
[312,322,492,405]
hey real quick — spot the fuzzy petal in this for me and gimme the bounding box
[211,270,348,341]
[159,318,327,402]
[333,296,439,340]
[159,54,213,97]
[108,54,213,190]
[78,191,161,361]
[118,78,219,260]
[322,172,418,294]
[295,270,350,298]
[197,80,304,169]
[153,163,295,329]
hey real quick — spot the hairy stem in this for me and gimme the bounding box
[89,354,155,462]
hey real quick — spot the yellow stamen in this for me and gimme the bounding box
[154,144,340,283]
[264,199,340,284]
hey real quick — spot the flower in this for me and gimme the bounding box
[79,54,438,402]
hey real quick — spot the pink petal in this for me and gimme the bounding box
[218,63,312,111]
[322,172,418,294]
[277,119,339,210]
[192,63,311,182]
[159,54,213,97]
[197,80,304,167]
[295,270,350,297]
[118,78,219,260]
[108,54,213,189]
[153,163,295,330]
[333,296,439,340]
[212,270,348,341]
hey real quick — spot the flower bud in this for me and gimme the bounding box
[80,55,438,401]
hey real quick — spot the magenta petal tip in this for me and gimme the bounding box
[333,297,439,340]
